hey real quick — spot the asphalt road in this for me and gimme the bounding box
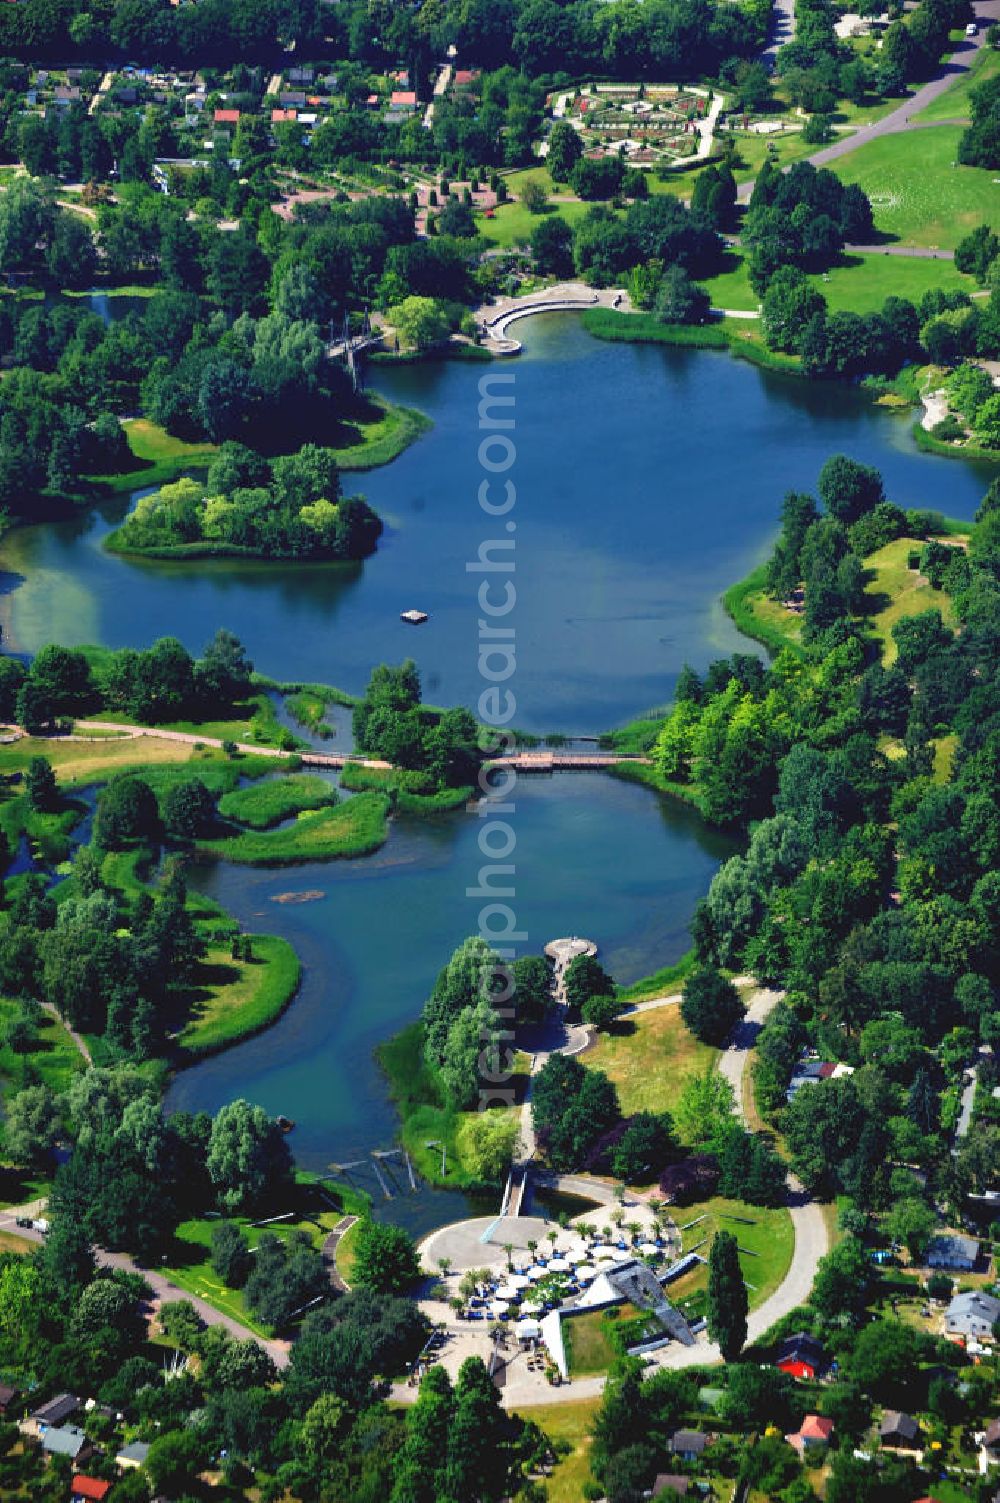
[808,0,1000,169]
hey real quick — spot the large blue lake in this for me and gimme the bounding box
[3,317,991,1232]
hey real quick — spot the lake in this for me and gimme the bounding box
[0,316,991,735]
[3,315,993,1229]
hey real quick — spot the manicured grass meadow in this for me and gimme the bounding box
[218,774,337,829]
[563,1302,644,1376]
[584,1004,718,1119]
[813,251,975,311]
[197,789,390,864]
[177,935,301,1057]
[831,125,1000,247]
[700,249,975,316]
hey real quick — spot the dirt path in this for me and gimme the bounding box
[0,1207,290,1368]
[39,1000,92,1067]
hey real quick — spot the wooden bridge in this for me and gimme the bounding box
[70,721,651,775]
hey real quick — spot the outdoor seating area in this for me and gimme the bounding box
[439,1220,679,1327]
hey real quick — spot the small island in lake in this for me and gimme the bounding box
[105,441,382,562]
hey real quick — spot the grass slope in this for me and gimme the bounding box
[668,1195,795,1318]
[862,535,961,662]
[584,1006,717,1119]
[913,43,1000,122]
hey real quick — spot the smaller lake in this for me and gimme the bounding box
[166,770,733,1238]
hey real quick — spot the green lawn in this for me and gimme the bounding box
[914,43,1000,123]
[563,1302,645,1377]
[88,418,217,495]
[160,1174,366,1336]
[700,248,975,316]
[477,197,593,249]
[811,252,975,311]
[0,998,84,1097]
[862,535,961,662]
[512,1398,602,1503]
[584,1005,717,1124]
[0,732,205,785]
[830,125,1000,248]
[725,531,964,669]
[701,252,758,311]
[669,1195,795,1316]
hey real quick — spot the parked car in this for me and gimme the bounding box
[966,22,978,35]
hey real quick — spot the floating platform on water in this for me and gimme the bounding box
[400,609,429,625]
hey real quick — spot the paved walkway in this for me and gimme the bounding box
[474,281,630,353]
[323,1214,359,1292]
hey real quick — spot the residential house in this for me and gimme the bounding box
[983,1418,1000,1461]
[53,85,81,104]
[22,1393,80,1438]
[669,1430,708,1461]
[652,1479,691,1498]
[213,108,240,124]
[452,68,480,88]
[271,109,297,122]
[879,1410,920,1449]
[945,1289,1000,1339]
[279,91,307,108]
[926,1234,980,1270]
[786,1058,854,1102]
[116,1440,151,1471]
[775,1332,827,1380]
[390,90,417,110]
[786,1414,834,1454]
[42,1424,91,1463]
[71,1478,111,1503]
[287,66,314,84]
